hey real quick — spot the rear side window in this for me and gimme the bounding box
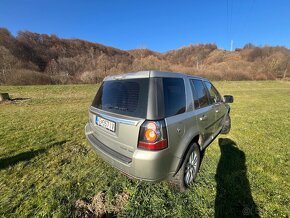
[204,81,222,104]
[189,80,200,109]
[190,79,209,108]
[92,79,149,118]
[163,78,186,117]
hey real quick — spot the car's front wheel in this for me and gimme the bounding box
[170,143,201,192]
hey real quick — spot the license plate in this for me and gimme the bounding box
[96,116,116,132]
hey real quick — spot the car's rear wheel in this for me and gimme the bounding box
[170,143,201,192]
[221,113,231,134]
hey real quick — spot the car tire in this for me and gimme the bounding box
[170,143,201,192]
[221,113,231,134]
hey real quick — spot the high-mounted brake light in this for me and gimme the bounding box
[138,120,168,151]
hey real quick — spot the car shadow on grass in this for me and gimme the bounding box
[0,140,67,170]
[215,138,260,218]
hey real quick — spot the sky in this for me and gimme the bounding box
[0,0,289,52]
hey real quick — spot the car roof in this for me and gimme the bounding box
[104,70,208,81]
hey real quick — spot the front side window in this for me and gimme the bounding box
[204,81,222,104]
[191,79,210,109]
[91,78,149,118]
[163,78,186,117]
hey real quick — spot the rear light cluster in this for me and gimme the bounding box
[138,120,168,151]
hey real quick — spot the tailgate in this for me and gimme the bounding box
[89,107,144,159]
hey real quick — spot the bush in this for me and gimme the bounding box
[5,69,54,85]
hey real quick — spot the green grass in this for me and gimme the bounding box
[0,81,289,217]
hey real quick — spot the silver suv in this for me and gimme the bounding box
[85,71,233,191]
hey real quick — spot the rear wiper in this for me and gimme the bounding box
[104,105,128,111]
[114,106,128,111]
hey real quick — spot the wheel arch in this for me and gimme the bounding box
[173,134,201,176]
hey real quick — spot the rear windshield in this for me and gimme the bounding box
[91,78,149,118]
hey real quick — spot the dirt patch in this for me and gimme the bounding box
[75,191,129,218]
[113,192,130,213]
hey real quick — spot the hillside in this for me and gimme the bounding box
[0,28,289,84]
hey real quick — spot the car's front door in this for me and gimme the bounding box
[190,79,216,148]
[204,81,227,132]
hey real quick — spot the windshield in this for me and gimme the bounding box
[91,78,149,118]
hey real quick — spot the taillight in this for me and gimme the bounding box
[138,120,168,151]
[145,129,157,142]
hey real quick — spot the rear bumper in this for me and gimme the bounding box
[85,123,178,182]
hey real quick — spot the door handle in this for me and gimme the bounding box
[215,109,219,113]
[199,115,208,121]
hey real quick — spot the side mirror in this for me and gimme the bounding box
[224,95,234,103]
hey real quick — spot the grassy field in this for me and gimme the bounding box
[0,81,289,217]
